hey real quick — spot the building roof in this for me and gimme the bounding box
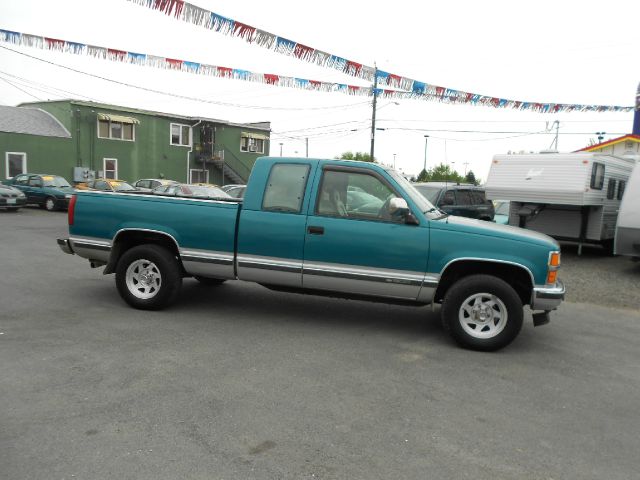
[575,134,640,152]
[0,105,71,138]
[18,99,271,132]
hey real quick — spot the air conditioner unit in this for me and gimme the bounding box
[249,146,258,152]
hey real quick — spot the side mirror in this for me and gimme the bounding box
[389,197,409,212]
[389,197,419,225]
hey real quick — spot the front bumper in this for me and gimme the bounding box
[57,238,74,255]
[0,196,27,207]
[531,279,565,311]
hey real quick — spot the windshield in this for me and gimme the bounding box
[111,182,136,191]
[42,176,71,188]
[386,170,438,216]
[412,185,441,204]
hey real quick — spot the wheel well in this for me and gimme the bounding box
[104,230,181,274]
[434,260,533,305]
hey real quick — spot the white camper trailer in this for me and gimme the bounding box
[485,153,636,254]
[615,163,640,257]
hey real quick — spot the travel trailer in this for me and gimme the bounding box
[485,153,636,254]
[615,163,640,257]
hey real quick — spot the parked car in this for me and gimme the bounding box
[0,183,27,211]
[3,174,73,211]
[221,184,247,199]
[152,183,231,199]
[132,178,178,192]
[493,200,510,225]
[76,179,139,193]
[413,182,495,221]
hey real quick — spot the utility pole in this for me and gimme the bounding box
[393,153,396,169]
[306,138,309,158]
[279,142,283,156]
[423,135,429,172]
[370,65,378,162]
[463,162,469,176]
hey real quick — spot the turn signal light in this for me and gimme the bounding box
[547,270,558,284]
[549,252,561,267]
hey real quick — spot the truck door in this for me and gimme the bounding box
[302,166,429,300]
[236,162,313,287]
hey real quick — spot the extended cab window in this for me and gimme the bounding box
[262,164,310,213]
[316,169,398,222]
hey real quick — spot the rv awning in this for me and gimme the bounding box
[97,113,140,125]
[241,131,268,140]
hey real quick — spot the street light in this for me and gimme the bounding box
[279,142,283,156]
[423,135,429,173]
[393,153,396,170]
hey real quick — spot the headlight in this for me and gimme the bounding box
[65,194,73,199]
[18,192,26,197]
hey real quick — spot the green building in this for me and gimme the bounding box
[1,100,270,185]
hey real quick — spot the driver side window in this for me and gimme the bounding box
[316,169,399,222]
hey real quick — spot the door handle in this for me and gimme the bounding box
[307,226,324,235]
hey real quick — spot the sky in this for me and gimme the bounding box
[1,0,639,181]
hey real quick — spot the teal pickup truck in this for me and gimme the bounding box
[58,157,564,351]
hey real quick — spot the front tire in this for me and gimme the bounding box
[441,274,523,351]
[115,244,182,310]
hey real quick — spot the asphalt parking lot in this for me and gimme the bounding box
[2,208,640,480]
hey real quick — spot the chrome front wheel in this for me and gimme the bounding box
[458,293,508,339]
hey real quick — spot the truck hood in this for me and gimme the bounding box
[430,215,559,249]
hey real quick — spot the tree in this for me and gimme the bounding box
[417,163,464,183]
[416,168,429,182]
[464,170,478,185]
[336,151,375,162]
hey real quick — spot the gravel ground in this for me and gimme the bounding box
[559,242,640,310]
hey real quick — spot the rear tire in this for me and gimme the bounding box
[44,197,56,211]
[115,244,182,310]
[441,274,523,351]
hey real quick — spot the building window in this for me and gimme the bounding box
[617,180,626,200]
[240,134,266,153]
[606,178,617,200]
[98,118,135,141]
[103,158,117,179]
[5,152,27,179]
[590,162,605,190]
[171,123,191,146]
[189,169,209,184]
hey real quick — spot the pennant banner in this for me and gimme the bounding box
[0,28,634,112]
[125,0,634,113]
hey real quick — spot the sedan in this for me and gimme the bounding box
[152,183,231,199]
[0,184,27,211]
[133,178,179,192]
[76,179,139,193]
[3,174,74,211]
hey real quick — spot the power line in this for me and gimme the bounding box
[0,75,42,101]
[0,70,97,101]
[0,45,371,112]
